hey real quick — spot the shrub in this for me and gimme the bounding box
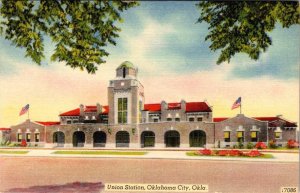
[247,150,262,157]
[232,144,238,149]
[246,142,254,149]
[268,140,277,149]
[287,139,299,149]
[8,143,16,147]
[255,142,267,149]
[238,141,244,149]
[197,149,212,156]
[20,139,27,147]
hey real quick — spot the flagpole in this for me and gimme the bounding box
[240,103,242,114]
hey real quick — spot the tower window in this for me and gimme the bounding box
[118,98,128,124]
[123,67,126,78]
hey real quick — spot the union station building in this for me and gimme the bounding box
[9,62,298,148]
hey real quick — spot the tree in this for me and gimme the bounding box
[0,0,138,73]
[196,1,299,64]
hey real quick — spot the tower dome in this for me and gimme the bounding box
[116,61,138,78]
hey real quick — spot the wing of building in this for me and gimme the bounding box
[8,61,298,148]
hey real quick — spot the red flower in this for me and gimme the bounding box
[229,149,243,156]
[20,139,27,147]
[218,150,229,156]
[287,139,299,148]
[247,150,262,157]
[255,142,267,149]
[198,149,212,155]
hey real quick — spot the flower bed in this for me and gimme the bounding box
[190,148,271,158]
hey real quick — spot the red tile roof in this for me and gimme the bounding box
[60,105,109,116]
[0,128,11,131]
[144,104,161,112]
[102,106,109,114]
[168,103,181,110]
[213,118,228,122]
[213,116,297,127]
[143,102,212,112]
[254,117,297,127]
[59,108,80,116]
[186,102,212,112]
[35,121,60,126]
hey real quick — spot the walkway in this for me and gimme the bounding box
[0,149,298,163]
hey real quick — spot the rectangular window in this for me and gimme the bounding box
[35,133,40,142]
[237,131,244,142]
[224,131,230,142]
[189,117,194,122]
[167,118,172,122]
[175,118,180,122]
[26,133,31,142]
[153,118,158,122]
[251,131,258,142]
[17,133,22,142]
[197,117,203,122]
[118,98,128,124]
[275,132,282,139]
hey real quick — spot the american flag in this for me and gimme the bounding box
[19,104,30,116]
[231,97,241,110]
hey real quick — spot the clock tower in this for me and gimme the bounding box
[108,61,144,125]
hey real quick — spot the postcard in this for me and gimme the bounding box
[0,1,299,193]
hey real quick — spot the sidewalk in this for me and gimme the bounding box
[0,149,298,163]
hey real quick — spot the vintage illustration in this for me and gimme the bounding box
[0,1,299,193]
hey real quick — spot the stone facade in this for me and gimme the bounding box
[8,61,298,148]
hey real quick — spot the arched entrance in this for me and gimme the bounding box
[53,131,65,147]
[164,130,180,147]
[189,130,206,147]
[116,131,130,147]
[141,131,155,148]
[93,131,106,147]
[73,131,85,147]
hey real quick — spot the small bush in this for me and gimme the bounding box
[255,142,267,149]
[238,141,244,149]
[268,140,277,149]
[246,142,254,149]
[232,144,238,149]
[8,143,16,147]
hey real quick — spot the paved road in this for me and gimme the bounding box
[0,157,298,193]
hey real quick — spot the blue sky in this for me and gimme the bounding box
[0,1,299,127]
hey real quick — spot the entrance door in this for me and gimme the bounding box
[53,131,65,147]
[93,131,106,147]
[116,131,130,147]
[73,131,85,147]
[189,130,206,147]
[164,130,180,147]
[141,131,155,148]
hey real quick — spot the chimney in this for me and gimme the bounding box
[180,99,186,111]
[161,100,167,110]
[79,104,84,116]
[96,103,102,115]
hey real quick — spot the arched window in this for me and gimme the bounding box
[73,131,85,147]
[116,131,130,147]
[141,131,155,148]
[164,130,180,147]
[189,130,206,147]
[93,131,106,147]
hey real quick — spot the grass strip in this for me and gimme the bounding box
[186,152,273,159]
[0,150,29,154]
[53,151,147,156]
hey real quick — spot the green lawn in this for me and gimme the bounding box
[0,150,29,154]
[186,152,274,159]
[53,151,147,156]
